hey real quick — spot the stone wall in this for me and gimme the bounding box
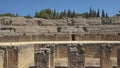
[1,34,120,42]
[0,34,72,42]
[0,43,120,68]
[75,34,120,41]
[0,49,4,68]
[54,44,120,58]
[55,44,68,58]
[18,45,34,68]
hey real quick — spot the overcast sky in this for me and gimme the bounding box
[0,0,120,16]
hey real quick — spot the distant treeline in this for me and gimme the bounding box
[0,8,120,19]
[34,8,109,19]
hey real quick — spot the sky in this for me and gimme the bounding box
[0,0,120,17]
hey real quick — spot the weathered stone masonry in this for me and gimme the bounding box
[117,48,120,68]
[100,44,112,68]
[34,48,50,68]
[68,44,85,68]
[0,44,120,68]
[0,46,18,68]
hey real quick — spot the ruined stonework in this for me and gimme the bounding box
[18,45,34,68]
[100,44,112,68]
[1,43,120,68]
[68,44,85,68]
[46,45,55,68]
[1,16,120,42]
[34,48,50,68]
[55,44,68,58]
[1,46,18,68]
[0,47,4,68]
[117,48,120,68]
[34,44,55,68]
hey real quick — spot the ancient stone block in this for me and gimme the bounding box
[68,44,85,68]
[3,46,18,68]
[45,45,55,68]
[55,44,68,58]
[34,48,50,68]
[117,48,120,68]
[0,47,5,68]
[100,44,112,68]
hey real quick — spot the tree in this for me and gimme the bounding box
[97,9,100,17]
[16,13,19,17]
[35,8,54,19]
[45,8,53,18]
[35,11,40,18]
[60,12,64,18]
[53,9,57,19]
[0,14,5,17]
[89,7,97,17]
[116,11,120,16]
[5,13,15,17]
[92,10,97,17]
[89,7,92,17]
[71,10,76,18]
[102,9,105,17]
[67,9,72,18]
[56,12,60,19]
[106,13,109,18]
[63,10,67,18]
[24,15,32,18]
[80,12,89,18]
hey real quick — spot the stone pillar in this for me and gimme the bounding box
[34,48,50,68]
[3,46,18,68]
[100,44,112,68]
[54,45,58,59]
[117,48,120,68]
[46,45,55,68]
[68,44,85,68]
[0,47,5,68]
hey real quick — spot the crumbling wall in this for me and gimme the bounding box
[100,44,112,68]
[84,44,120,58]
[2,46,19,68]
[84,44,101,58]
[55,44,68,58]
[34,48,50,68]
[68,44,85,68]
[0,49,4,68]
[18,45,34,68]
[55,34,72,41]
[75,34,120,41]
[0,34,120,42]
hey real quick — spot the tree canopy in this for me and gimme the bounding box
[0,8,111,19]
[116,11,120,16]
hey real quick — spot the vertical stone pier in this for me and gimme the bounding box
[0,47,5,68]
[2,46,18,68]
[117,48,120,68]
[68,44,85,68]
[100,44,112,68]
[34,48,50,68]
[46,45,55,68]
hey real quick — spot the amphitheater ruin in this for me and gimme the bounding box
[0,16,120,68]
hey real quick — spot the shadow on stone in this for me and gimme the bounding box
[85,66,99,68]
[55,66,68,68]
[112,66,117,68]
[85,66,117,68]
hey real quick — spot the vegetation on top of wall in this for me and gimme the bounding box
[116,11,120,16]
[24,15,33,18]
[0,13,15,17]
[1,8,120,19]
[34,8,109,19]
